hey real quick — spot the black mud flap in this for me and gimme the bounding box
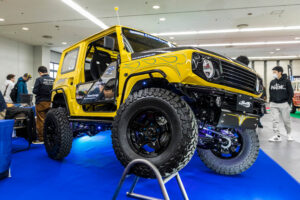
[217,110,259,129]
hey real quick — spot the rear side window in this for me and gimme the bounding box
[61,48,79,74]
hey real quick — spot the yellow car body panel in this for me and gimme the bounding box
[52,25,263,118]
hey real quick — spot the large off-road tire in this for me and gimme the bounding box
[197,129,259,175]
[290,104,296,114]
[112,88,198,178]
[44,108,73,160]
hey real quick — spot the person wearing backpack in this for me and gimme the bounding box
[269,66,294,142]
[2,74,15,103]
[32,66,54,144]
[13,73,32,103]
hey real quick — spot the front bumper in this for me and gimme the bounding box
[178,84,265,115]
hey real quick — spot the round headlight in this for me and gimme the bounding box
[256,78,260,92]
[203,59,215,79]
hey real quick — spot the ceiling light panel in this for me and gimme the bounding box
[249,55,299,60]
[153,26,300,36]
[181,40,300,47]
[62,0,108,29]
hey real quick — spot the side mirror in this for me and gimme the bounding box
[104,36,115,51]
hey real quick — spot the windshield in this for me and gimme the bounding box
[122,28,174,53]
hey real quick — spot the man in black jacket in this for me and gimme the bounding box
[33,66,54,144]
[269,66,294,142]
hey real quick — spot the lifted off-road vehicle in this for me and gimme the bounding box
[44,26,265,177]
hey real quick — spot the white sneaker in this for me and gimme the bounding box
[32,140,44,145]
[287,135,294,141]
[269,135,282,142]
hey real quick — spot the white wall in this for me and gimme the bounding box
[33,46,50,80]
[0,36,34,93]
[254,61,264,83]
[50,50,61,64]
[293,60,300,76]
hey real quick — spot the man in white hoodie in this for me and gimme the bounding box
[3,74,15,103]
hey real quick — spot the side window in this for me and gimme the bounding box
[84,32,119,82]
[75,33,120,112]
[61,48,79,74]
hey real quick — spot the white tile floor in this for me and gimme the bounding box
[260,112,300,142]
[259,113,300,182]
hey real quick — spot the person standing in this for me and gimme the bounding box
[2,74,15,103]
[269,66,294,142]
[32,66,54,144]
[236,55,250,66]
[16,73,32,103]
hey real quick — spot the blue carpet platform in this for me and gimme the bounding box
[0,131,299,200]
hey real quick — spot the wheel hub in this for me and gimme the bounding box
[145,127,156,137]
[220,137,232,149]
[127,109,171,158]
[210,129,243,159]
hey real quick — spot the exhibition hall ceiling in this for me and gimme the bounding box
[0,0,300,57]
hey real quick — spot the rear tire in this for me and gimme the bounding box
[44,108,73,160]
[112,88,198,178]
[197,129,259,175]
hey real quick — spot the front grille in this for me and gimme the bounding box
[221,61,257,93]
[296,96,300,100]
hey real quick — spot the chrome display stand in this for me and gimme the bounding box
[112,159,189,200]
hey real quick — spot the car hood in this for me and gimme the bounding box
[131,46,250,69]
[133,46,225,59]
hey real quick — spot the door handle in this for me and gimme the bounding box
[68,77,74,86]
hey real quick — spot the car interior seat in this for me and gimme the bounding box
[90,50,112,81]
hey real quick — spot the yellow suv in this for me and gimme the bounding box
[44,26,264,177]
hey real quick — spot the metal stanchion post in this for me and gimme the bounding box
[112,159,189,200]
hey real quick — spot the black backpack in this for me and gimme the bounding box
[10,80,20,103]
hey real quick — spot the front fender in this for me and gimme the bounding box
[118,51,192,105]
[118,69,167,105]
